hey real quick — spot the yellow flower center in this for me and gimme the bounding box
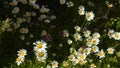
[115,34,119,38]
[98,52,103,56]
[52,63,57,67]
[16,57,22,62]
[87,13,91,18]
[37,43,42,48]
[108,49,113,53]
[19,51,25,56]
[38,52,44,57]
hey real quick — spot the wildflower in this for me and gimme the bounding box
[66,1,74,8]
[51,61,59,68]
[44,19,51,23]
[86,36,93,47]
[19,35,25,40]
[15,57,24,65]
[20,28,29,34]
[39,14,46,21]
[59,0,66,5]
[33,40,47,51]
[92,32,100,39]
[85,11,94,21]
[83,30,91,37]
[74,26,81,32]
[97,49,105,59]
[107,48,115,54]
[108,29,114,39]
[79,5,85,11]
[36,49,47,61]
[17,49,27,57]
[72,59,78,65]
[77,53,86,61]
[90,63,96,68]
[92,46,99,53]
[67,39,73,45]
[80,60,87,65]
[78,47,84,53]
[63,61,68,67]
[63,30,69,37]
[112,32,120,40]
[16,17,23,24]
[74,33,82,41]
[78,10,85,15]
[92,38,100,45]
[51,15,56,20]
[12,7,20,14]
[83,48,91,55]
[68,55,75,61]
[40,5,50,13]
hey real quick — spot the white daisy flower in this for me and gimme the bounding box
[19,0,28,4]
[33,40,47,51]
[92,32,100,39]
[51,61,59,68]
[86,36,93,47]
[83,48,91,55]
[97,49,105,59]
[90,63,96,68]
[67,39,73,45]
[80,60,87,65]
[78,47,84,53]
[92,38,100,45]
[79,5,85,10]
[35,49,47,61]
[83,30,91,37]
[78,10,85,15]
[17,49,27,57]
[85,11,94,21]
[72,59,78,65]
[108,29,114,39]
[10,0,18,6]
[66,1,74,8]
[68,55,75,61]
[74,33,82,41]
[59,0,66,5]
[12,7,20,14]
[112,32,120,40]
[107,47,115,54]
[63,30,69,37]
[92,46,99,53]
[77,53,86,61]
[74,26,81,32]
[40,5,50,13]
[15,57,24,65]
[62,61,68,67]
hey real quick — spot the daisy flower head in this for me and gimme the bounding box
[63,30,69,37]
[90,63,96,68]
[83,30,91,37]
[74,33,82,41]
[15,56,24,65]
[68,55,75,61]
[35,49,47,61]
[66,1,74,8]
[92,46,99,53]
[51,60,59,68]
[80,60,87,65]
[59,0,66,5]
[74,26,81,32]
[92,38,100,46]
[77,53,87,61]
[112,32,120,40]
[92,32,100,39]
[63,61,69,67]
[17,49,27,57]
[12,7,20,14]
[79,5,85,11]
[85,11,94,21]
[107,47,115,54]
[33,40,47,51]
[19,0,28,4]
[72,59,78,65]
[97,49,105,59]
[83,48,91,55]
[10,0,18,6]
[108,29,114,39]
[67,39,73,45]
